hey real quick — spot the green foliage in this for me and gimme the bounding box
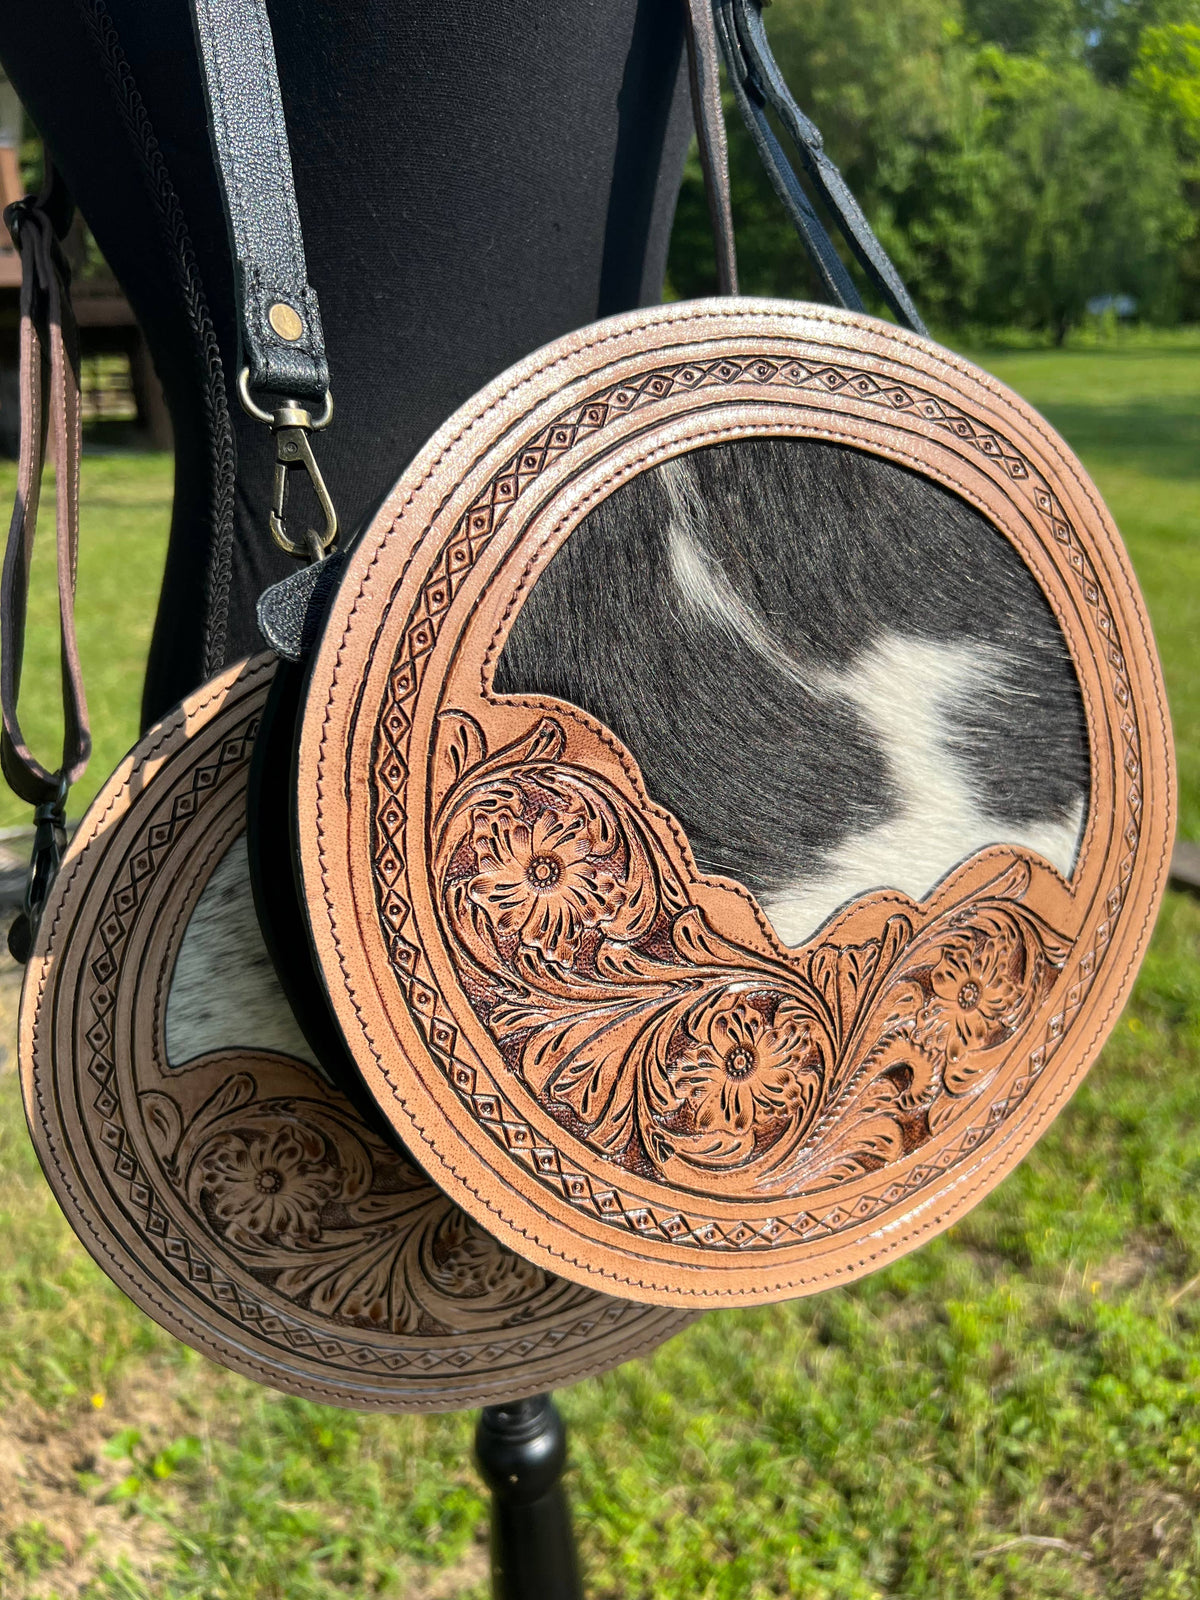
[0,454,170,830]
[101,1428,203,1511]
[1134,20,1200,309]
[4,1521,66,1580]
[672,0,988,311]
[1134,21,1200,162]
[970,51,1191,339]
[668,0,1200,334]
[963,0,1081,57]
[1081,0,1200,88]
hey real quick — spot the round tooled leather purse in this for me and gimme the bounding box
[20,654,688,1407]
[293,296,1173,1307]
[10,0,1174,1395]
[286,5,1175,1306]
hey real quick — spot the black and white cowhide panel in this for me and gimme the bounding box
[496,437,1089,944]
[164,835,322,1072]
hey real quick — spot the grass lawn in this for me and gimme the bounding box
[0,336,1197,1598]
[0,453,171,832]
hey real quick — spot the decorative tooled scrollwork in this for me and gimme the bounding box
[433,714,1073,1199]
[143,1054,552,1336]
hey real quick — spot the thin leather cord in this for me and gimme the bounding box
[713,0,862,310]
[77,0,237,677]
[0,195,91,806]
[714,0,927,334]
[681,0,737,295]
[730,0,926,332]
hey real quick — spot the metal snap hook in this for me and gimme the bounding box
[8,775,69,963]
[238,368,333,429]
[269,414,338,558]
[236,371,338,559]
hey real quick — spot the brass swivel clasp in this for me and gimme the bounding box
[268,401,337,560]
[238,370,337,561]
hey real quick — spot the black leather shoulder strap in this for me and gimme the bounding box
[189,0,921,427]
[714,0,927,336]
[190,0,329,404]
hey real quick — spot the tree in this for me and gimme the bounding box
[667,0,1196,337]
[962,0,1081,57]
[1080,0,1200,85]
[669,0,996,317]
[972,52,1193,339]
[1133,21,1200,312]
[1135,20,1200,155]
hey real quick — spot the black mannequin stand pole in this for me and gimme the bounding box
[474,1393,583,1600]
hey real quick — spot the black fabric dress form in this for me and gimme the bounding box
[0,0,692,724]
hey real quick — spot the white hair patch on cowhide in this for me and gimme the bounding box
[759,633,1086,942]
[164,834,320,1072]
[496,437,1091,957]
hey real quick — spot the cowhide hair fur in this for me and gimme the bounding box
[165,835,321,1072]
[496,437,1090,944]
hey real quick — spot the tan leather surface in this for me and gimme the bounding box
[20,655,690,1409]
[297,299,1175,1307]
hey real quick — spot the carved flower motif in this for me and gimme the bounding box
[673,998,819,1137]
[198,1124,341,1243]
[929,937,1022,1061]
[426,1209,547,1305]
[467,806,624,963]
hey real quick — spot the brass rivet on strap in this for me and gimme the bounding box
[268,302,304,341]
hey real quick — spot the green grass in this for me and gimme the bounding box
[0,452,171,830]
[0,336,1197,1597]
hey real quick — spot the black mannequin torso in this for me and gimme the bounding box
[0,0,692,721]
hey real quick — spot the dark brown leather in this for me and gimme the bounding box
[682,0,738,295]
[0,191,90,807]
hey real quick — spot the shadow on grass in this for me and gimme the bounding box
[1032,400,1200,485]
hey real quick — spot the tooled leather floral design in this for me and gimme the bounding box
[196,1124,340,1245]
[431,714,1072,1197]
[468,805,625,964]
[145,1061,559,1335]
[927,931,1024,1061]
[671,996,821,1140]
[423,1209,545,1303]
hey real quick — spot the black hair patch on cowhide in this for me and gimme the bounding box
[494,437,1089,944]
